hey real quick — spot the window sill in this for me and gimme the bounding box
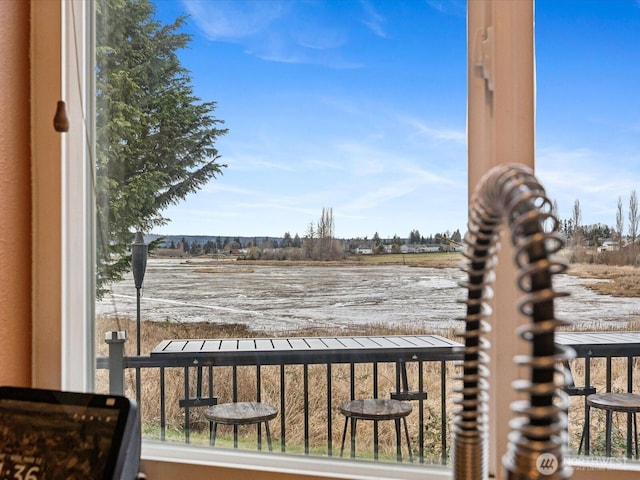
[140,441,453,480]
[140,442,640,480]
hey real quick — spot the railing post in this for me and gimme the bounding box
[106,330,128,395]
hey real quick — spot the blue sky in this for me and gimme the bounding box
[151,0,640,240]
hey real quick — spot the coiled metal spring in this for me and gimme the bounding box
[453,163,574,480]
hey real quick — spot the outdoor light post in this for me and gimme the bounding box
[131,231,148,356]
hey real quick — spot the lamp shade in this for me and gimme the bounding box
[131,231,148,289]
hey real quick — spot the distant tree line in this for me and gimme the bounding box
[161,207,463,261]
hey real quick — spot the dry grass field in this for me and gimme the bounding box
[227,251,465,269]
[568,263,640,297]
[95,258,640,460]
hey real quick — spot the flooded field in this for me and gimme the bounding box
[96,258,640,333]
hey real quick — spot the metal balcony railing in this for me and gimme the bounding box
[97,330,640,464]
[98,332,463,464]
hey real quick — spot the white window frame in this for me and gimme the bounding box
[32,0,94,393]
[30,0,640,478]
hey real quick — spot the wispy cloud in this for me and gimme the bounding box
[401,116,466,143]
[341,177,423,212]
[538,147,621,190]
[304,159,345,171]
[399,163,459,186]
[229,156,294,172]
[330,142,460,213]
[425,0,466,17]
[358,0,387,38]
[181,0,378,68]
[201,183,256,195]
[536,146,640,223]
[234,199,319,216]
[182,0,288,40]
[425,0,446,14]
[334,142,387,175]
[340,167,454,213]
[219,145,295,172]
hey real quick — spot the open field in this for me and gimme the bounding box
[97,255,640,333]
[338,251,464,269]
[334,252,640,297]
[160,250,640,297]
[238,252,640,297]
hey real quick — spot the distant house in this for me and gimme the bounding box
[400,243,441,254]
[356,246,373,255]
[598,239,620,252]
[416,245,440,253]
[399,244,413,254]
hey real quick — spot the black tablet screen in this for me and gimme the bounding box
[0,388,131,480]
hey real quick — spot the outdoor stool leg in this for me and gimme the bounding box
[340,417,349,457]
[373,421,379,460]
[584,402,590,455]
[605,411,612,456]
[211,422,218,447]
[577,398,586,454]
[264,421,273,452]
[395,418,402,462]
[402,417,413,463]
[578,420,588,455]
[350,418,357,459]
[633,413,638,460]
[627,412,633,458]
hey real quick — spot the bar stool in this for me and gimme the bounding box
[339,398,413,462]
[586,392,640,458]
[204,401,277,451]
